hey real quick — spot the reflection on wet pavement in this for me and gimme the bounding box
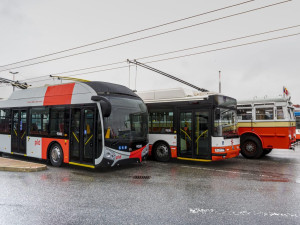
[0,148,300,225]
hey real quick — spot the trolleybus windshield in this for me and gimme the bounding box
[214,108,238,138]
[103,96,148,151]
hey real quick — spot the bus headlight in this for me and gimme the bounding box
[142,146,149,157]
[105,150,115,160]
[215,148,225,153]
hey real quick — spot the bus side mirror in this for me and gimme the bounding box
[215,108,221,120]
[91,96,112,117]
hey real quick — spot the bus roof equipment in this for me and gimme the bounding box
[127,59,209,92]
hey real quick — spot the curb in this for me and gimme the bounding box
[0,157,47,172]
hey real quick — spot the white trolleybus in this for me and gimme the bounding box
[0,81,149,168]
[237,96,296,159]
[137,88,240,162]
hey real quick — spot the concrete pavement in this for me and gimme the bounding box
[0,157,47,172]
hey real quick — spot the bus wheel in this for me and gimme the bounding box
[263,149,273,155]
[49,143,64,167]
[241,137,263,159]
[153,142,170,162]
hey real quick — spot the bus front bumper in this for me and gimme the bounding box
[211,145,240,161]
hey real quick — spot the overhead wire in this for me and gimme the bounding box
[0,0,291,73]
[18,30,300,85]
[0,0,256,69]
[19,24,300,82]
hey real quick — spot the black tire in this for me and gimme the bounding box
[263,149,273,155]
[49,143,64,167]
[153,142,170,162]
[241,136,263,159]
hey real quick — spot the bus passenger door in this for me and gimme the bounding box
[194,111,210,158]
[11,109,27,154]
[178,110,210,159]
[82,108,95,163]
[178,111,193,157]
[70,107,95,164]
[70,108,81,162]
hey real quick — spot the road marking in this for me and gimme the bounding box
[189,208,298,218]
[180,165,273,177]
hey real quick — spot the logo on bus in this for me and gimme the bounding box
[35,140,41,146]
[116,155,121,160]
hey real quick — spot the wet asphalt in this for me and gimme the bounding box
[1,147,300,225]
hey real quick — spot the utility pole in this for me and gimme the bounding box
[9,71,19,92]
[219,71,221,94]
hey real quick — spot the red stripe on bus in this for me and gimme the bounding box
[43,83,75,106]
[42,138,70,163]
[129,146,145,162]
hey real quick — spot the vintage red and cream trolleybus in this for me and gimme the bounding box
[237,96,296,159]
[0,81,149,168]
[137,88,240,162]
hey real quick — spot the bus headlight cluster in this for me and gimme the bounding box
[142,146,149,156]
[215,148,225,153]
[105,150,115,160]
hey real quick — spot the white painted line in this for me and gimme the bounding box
[189,208,298,218]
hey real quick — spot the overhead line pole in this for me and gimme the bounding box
[127,59,209,92]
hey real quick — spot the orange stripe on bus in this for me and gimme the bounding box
[43,83,75,106]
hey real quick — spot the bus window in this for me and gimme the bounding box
[276,106,284,120]
[180,112,192,154]
[288,107,295,120]
[149,110,174,133]
[214,108,237,137]
[97,115,102,158]
[30,108,49,135]
[0,109,11,134]
[255,108,274,120]
[237,108,252,120]
[50,108,69,137]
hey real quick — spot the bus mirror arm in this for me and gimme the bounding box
[215,108,221,120]
[91,96,112,117]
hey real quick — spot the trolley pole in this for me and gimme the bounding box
[219,71,221,94]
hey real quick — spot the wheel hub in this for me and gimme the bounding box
[51,147,61,163]
[157,145,168,157]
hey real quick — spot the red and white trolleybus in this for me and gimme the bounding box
[138,88,240,162]
[0,81,149,168]
[237,96,296,159]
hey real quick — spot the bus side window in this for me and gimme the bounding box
[149,110,174,133]
[256,108,274,120]
[30,107,49,136]
[237,108,252,120]
[277,106,284,120]
[0,109,11,134]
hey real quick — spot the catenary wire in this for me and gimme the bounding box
[0,0,255,69]
[17,31,300,85]
[0,0,291,73]
[19,24,300,82]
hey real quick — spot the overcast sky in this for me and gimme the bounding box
[0,0,299,103]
